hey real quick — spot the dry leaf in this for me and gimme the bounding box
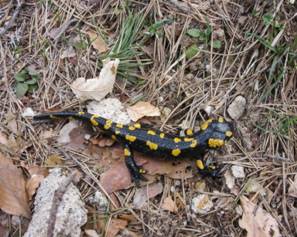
[23,165,48,200]
[127,101,161,121]
[140,157,193,179]
[100,161,133,193]
[0,153,30,218]
[161,196,178,213]
[86,30,108,53]
[71,59,119,101]
[239,196,281,237]
[133,182,163,208]
[106,218,128,237]
[85,229,100,237]
[90,137,115,147]
[191,194,213,214]
[45,154,64,167]
[57,121,80,144]
[0,132,8,146]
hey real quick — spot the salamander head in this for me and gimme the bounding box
[198,118,233,149]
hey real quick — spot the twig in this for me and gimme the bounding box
[0,0,24,37]
[47,170,81,237]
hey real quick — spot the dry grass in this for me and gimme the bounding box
[0,0,297,236]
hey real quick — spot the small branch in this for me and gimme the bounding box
[0,0,24,37]
[47,170,81,237]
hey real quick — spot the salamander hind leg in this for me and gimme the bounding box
[195,159,221,178]
[123,144,147,185]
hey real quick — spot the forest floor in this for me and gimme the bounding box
[0,0,297,236]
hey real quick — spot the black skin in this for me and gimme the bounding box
[34,111,233,184]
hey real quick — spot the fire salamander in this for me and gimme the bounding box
[34,111,233,184]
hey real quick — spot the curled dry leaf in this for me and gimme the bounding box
[161,196,178,213]
[106,218,128,237]
[127,101,161,122]
[133,182,163,208]
[71,59,119,101]
[86,30,108,53]
[239,196,281,237]
[0,153,30,218]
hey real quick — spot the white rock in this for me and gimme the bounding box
[24,168,87,237]
[87,98,131,124]
[231,165,245,178]
[227,95,247,120]
[22,107,35,117]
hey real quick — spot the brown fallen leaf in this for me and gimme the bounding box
[0,153,30,218]
[127,101,161,122]
[161,196,178,213]
[99,150,192,193]
[133,182,163,208]
[86,30,108,53]
[23,165,48,200]
[100,161,133,193]
[106,218,128,237]
[239,196,281,237]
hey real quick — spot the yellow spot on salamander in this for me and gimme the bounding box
[134,123,141,129]
[218,117,224,123]
[115,130,120,135]
[124,148,131,156]
[146,141,158,150]
[111,135,116,140]
[139,168,146,174]
[125,135,137,142]
[225,131,233,137]
[200,121,209,130]
[184,137,194,142]
[207,119,213,123]
[171,149,181,157]
[116,123,123,128]
[196,160,205,170]
[174,137,181,143]
[186,129,193,136]
[147,130,156,135]
[160,133,165,138]
[128,126,136,131]
[78,111,85,115]
[104,119,113,130]
[208,138,224,148]
[90,114,100,126]
[190,139,198,148]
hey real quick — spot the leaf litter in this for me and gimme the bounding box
[0,153,30,218]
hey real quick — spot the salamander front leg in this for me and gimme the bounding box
[195,159,221,178]
[123,144,147,185]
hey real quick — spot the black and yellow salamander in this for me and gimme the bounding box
[34,111,233,184]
